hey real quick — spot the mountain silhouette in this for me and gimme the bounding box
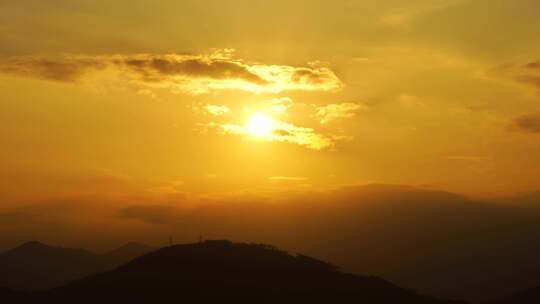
[101,242,155,266]
[491,287,540,304]
[0,241,153,291]
[26,240,464,304]
[0,287,30,302]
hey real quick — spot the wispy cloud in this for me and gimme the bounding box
[379,0,465,26]
[203,104,231,116]
[268,97,293,114]
[316,102,367,124]
[119,205,179,225]
[269,176,307,182]
[508,113,540,134]
[203,118,335,151]
[493,60,540,90]
[0,50,343,94]
[0,56,106,82]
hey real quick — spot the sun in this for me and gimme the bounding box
[246,113,274,137]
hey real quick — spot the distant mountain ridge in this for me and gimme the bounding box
[2,240,538,303]
[491,287,540,304]
[0,241,154,291]
[35,240,464,304]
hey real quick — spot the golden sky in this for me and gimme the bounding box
[3,4,540,301]
[1,0,540,206]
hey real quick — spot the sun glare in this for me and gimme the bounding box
[246,113,274,137]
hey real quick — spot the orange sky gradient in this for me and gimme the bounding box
[1,0,540,249]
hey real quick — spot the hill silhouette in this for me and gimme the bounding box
[29,240,465,304]
[491,287,540,304]
[0,287,30,302]
[101,242,155,266]
[0,241,153,291]
[6,185,540,301]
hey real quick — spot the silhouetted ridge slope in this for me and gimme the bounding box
[493,287,540,304]
[45,240,464,304]
[4,241,96,260]
[0,241,101,290]
[102,242,155,265]
[0,287,31,302]
[0,241,153,291]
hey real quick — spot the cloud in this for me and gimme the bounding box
[379,0,465,27]
[206,118,336,151]
[445,155,489,162]
[193,97,351,151]
[269,176,307,182]
[203,104,231,116]
[0,51,343,94]
[268,121,335,150]
[316,102,367,124]
[0,168,151,203]
[0,56,105,82]
[0,212,42,226]
[525,61,540,69]
[493,61,540,89]
[268,97,293,114]
[119,205,179,225]
[508,113,540,134]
